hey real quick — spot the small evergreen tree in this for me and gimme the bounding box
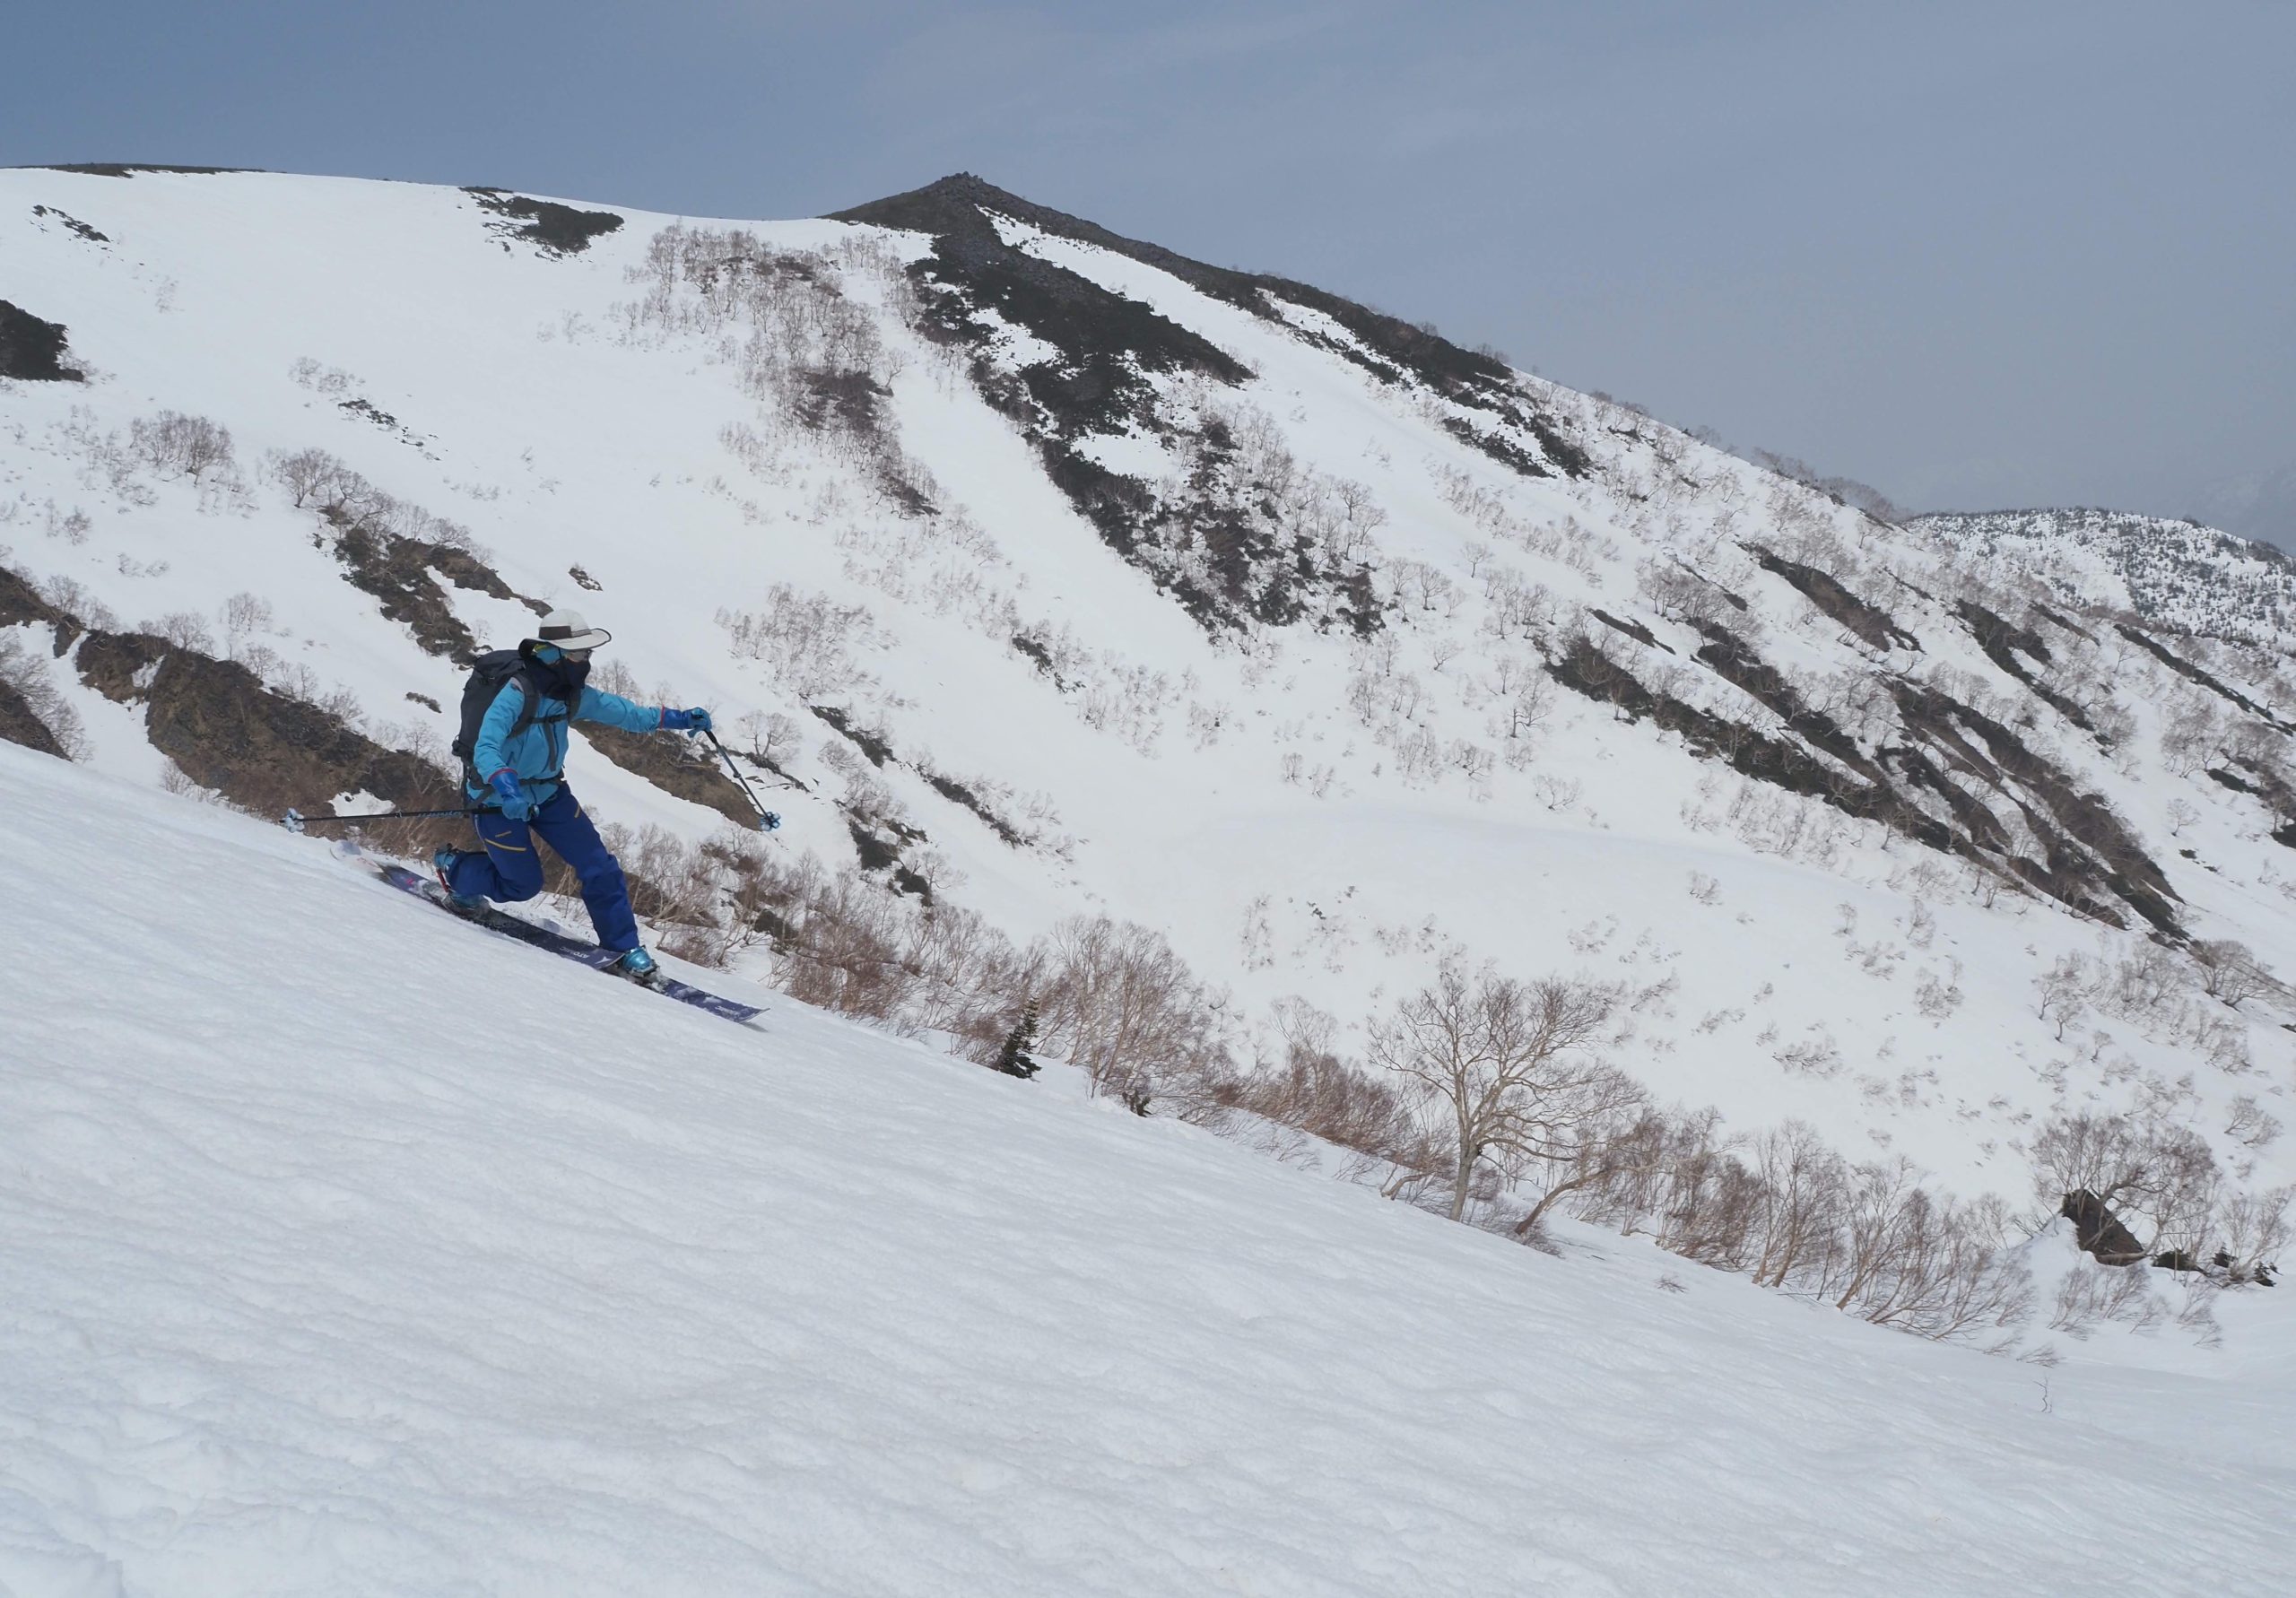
[992,1002,1040,1080]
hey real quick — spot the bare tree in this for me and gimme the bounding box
[2032,951,2090,1039]
[1038,916,1231,1117]
[2029,1114,2150,1219]
[2218,1186,2292,1282]
[130,411,235,482]
[0,634,91,760]
[2224,1096,2282,1150]
[2192,939,2274,1010]
[147,611,215,652]
[220,590,274,656]
[1224,1018,1437,1186]
[1842,1186,2029,1340]
[2028,1113,2221,1256]
[1749,1120,1848,1289]
[267,446,350,508]
[1370,967,1629,1221]
[1513,1093,1655,1235]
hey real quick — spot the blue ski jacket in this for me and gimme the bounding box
[465,677,665,812]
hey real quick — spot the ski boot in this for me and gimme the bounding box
[432,848,486,912]
[611,946,665,987]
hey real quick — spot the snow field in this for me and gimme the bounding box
[3,742,2292,1596]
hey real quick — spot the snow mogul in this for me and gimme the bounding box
[431,609,714,986]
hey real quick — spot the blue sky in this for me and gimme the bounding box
[8,2,2292,539]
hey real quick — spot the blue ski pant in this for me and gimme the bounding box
[443,785,641,952]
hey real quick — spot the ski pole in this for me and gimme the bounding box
[699,728,804,792]
[283,806,478,834]
[700,730,784,831]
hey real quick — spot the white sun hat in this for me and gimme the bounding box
[530,608,613,651]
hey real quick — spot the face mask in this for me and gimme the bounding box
[529,643,590,692]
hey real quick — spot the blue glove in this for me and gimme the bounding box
[761,812,782,832]
[487,768,532,821]
[660,707,712,736]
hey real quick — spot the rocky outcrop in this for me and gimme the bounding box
[830,175,1575,632]
[2060,1190,2146,1265]
[0,567,81,650]
[0,677,67,758]
[575,724,758,829]
[65,621,454,819]
[321,506,546,662]
[0,300,84,382]
[465,188,624,256]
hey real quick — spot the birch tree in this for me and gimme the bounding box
[1370,968,1631,1221]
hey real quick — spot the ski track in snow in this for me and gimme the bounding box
[3,743,2292,1595]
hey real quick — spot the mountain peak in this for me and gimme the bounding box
[828,172,1138,256]
[830,172,1531,447]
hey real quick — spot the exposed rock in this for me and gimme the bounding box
[1890,680,2179,934]
[321,506,546,661]
[41,163,254,178]
[1751,547,1919,653]
[2115,623,2291,731]
[1692,624,1871,775]
[67,627,455,821]
[1562,622,2179,933]
[1551,635,1957,857]
[1956,600,2094,733]
[152,654,450,812]
[832,174,1587,479]
[0,300,85,382]
[844,816,932,902]
[0,566,81,654]
[0,677,67,758]
[465,188,624,256]
[829,175,1570,630]
[575,723,757,829]
[810,704,895,768]
[1590,608,1669,653]
[73,630,171,702]
[920,768,1025,847]
[30,205,108,243]
[2061,1190,2146,1264]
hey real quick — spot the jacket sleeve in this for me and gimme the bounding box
[472,680,529,777]
[574,686,665,734]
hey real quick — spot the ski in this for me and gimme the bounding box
[368,861,767,1028]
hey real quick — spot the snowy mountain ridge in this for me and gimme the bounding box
[3,165,2293,1302]
[1910,505,2296,654]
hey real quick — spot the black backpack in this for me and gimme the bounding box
[450,648,565,782]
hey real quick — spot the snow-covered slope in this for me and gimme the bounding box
[4,741,2292,1595]
[1911,506,2296,653]
[3,167,2292,1245]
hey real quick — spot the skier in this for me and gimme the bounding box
[433,609,713,984]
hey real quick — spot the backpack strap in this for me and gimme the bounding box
[462,669,569,787]
[509,668,572,786]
